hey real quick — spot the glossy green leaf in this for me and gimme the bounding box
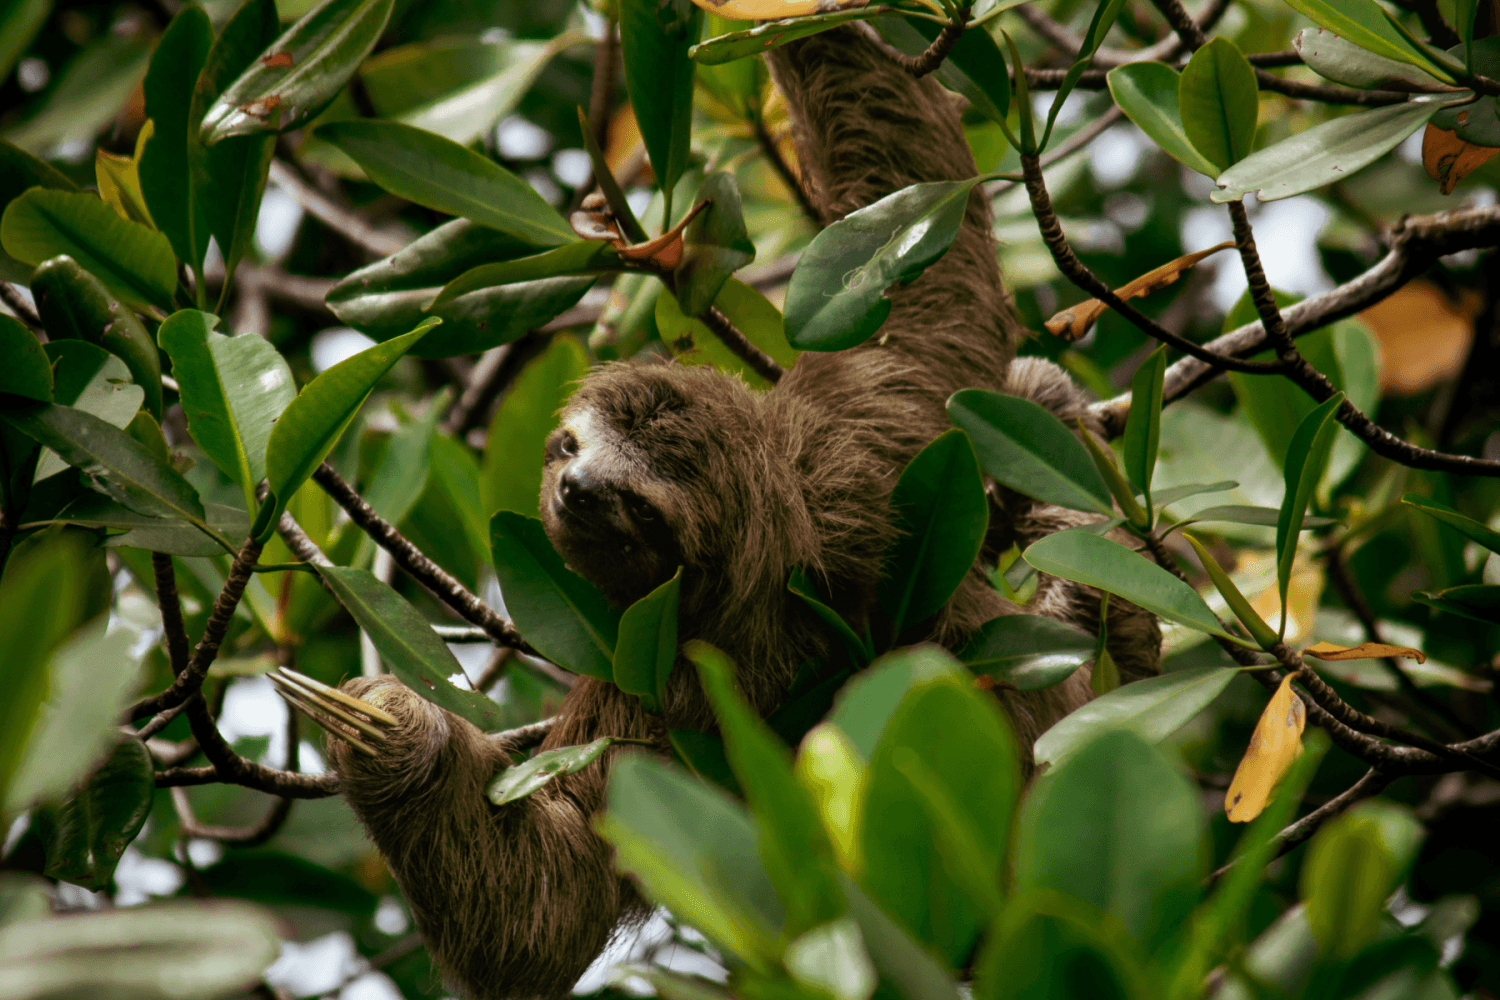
[1,189,176,312]
[615,569,682,712]
[1034,665,1240,767]
[35,494,249,557]
[1275,393,1343,623]
[0,0,49,84]
[959,613,1096,690]
[692,642,843,936]
[1171,504,1339,533]
[260,319,437,539]
[1302,801,1422,959]
[657,278,797,388]
[352,400,444,567]
[0,314,51,403]
[949,389,1113,515]
[30,344,142,484]
[190,0,280,284]
[974,890,1150,1000]
[431,241,620,309]
[599,753,783,963]
[489,510,620,681]
[862,673,1020,966]
[0,400,210,529]
[1150,480,1238,508]
[1108,63,1223,178]
[487,736,645,805]
[826,646,966,761]
[1213,100,1450,203]
[330,218,537,311]
[789,568,871,667]
[317,119,573,246]
[577,106,647,244]
[871,14,1011,124]
[1123,347,1166,513]
[1025,530,1236,639]
[1282,0,1455,80]
[1179,38,1259,171]
[1294,28,1453,91]
[0,140,79,283]
[1430,91,1500,146]
[1413,584,1500,624]
[1403,493,1500,555]
[1016,729,1204,952]
[1186,534,1280,651]
[0,901,280,998]
[785,178,983,351]
[693,9,896,64]
[878,429,989,638]
[479,334,588,519]
[33,737,152,891]
[30,255,162,419]
[158,309,296,514]
[842,875,965,1000]
[619,0,700,217]
[139,5,213,273]
[316,564,505,731]
[674,171,757,318]
[1081,426,1149,529]
[200,0,396,143]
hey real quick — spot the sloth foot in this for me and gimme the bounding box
[268,667,396,757]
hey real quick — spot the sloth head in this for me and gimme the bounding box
[539,361,815,611]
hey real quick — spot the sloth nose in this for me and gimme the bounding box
[557,465,605,516]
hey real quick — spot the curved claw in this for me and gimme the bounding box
[269,668,394,758]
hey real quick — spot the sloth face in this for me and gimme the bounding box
[538,363,772,607]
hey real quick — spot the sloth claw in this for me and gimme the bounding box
[269,668,394,757]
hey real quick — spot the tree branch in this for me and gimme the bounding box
[887,10,969,77]
[267,160,409,258]
[152,552,192,676]
[753,115,821,226]
[701,305,783,384]
[0,282,43,332]
[156,692,339,798]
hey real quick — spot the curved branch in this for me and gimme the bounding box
[156,693,340,798]
[701,305,783,384]
[887,11,969,77]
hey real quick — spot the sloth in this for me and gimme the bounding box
[318,24,1162,1000]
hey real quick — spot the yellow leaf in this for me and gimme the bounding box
[96,120,155,228]
[1248,558,1324,645]
[1044,241,1235,340]
[1225,673,1306,823]
[794,724,867,875]
[1304,640,1426,663]
[685,0,872,21]
[1422,122,1500,195]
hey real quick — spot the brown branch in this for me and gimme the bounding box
[887,11,969,77]
[267,160,409,258]
[311,463,542,657]
[701,305,783,384]
[441,344,512,437]
[988,107,1125,198]
[753,116,820,226]
[1019,152,1285,375]
[1390,0,1461,48]
[129,535,265,722]
[167,701,300,845]
[0,282,43,332]
[157,691,339,798]
[496,715,558,753]
[473,646,513,693]
[152,552,191,676]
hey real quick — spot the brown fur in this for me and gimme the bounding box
[331,26,1160,999]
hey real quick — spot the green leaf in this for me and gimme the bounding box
[200,0,396,143]
[619,0,701,217]
[158,309,297,515]
[959,614,1097,690]
[32,344,143,484]
[1109,63,1222,178]
[784,916,878,1000]
[691,642,843,936]
[842,874,965,1000]
[1150,481,1238,508]
[479,334,589,519]
[948,389,1113,515]
[789,568,871,667]
[431,241,620,309]
[0,531,107,808]
[1413,584,1500,624]
[315,564,505,732]
[974,890,1150,1000]
[692,9,897,65]
[0,0,49,85]
[30,255,163,419]
[785,178,983,351]
[870,15,1012,124]
[1275,393,1343,627]
[1430,91,1500,146]
[1294,27,1454,91]
[1301,801,1423,959]
[1,189,177,313]
[138,5,213,274]
[33,737,152,891]
[1025,530,1237,640]
[350,399,444,570]
[1179,38,1260,171]
[260,318,437,540]
[1081,425,1149,529]
[668,728,742,796]
[1,30,152,158]
[577,105,647,244]
[38,494,249,557]
[489,510,620,681]
[657,278,797,388]
[615,569,682,712]
[862,672,1020,966]
[1213,99,1451,203]
[1170,504,1339,533]
[190,0,281,284]
[0,314,49,402]
[0,901,281,996]
[878,429,989,638]
[1282,0,1456,80]
[487,736,647,805]
[1402,493,1500,556]
[1123,346,1166,514]
[674,170,757,318]
[0,140,79,283]
[827,646,966,761]
[1186,534,1280,650]
[317,119,573,246]
[1015,729,1204,952]
[1033,665,1240,768]
[0,400,209,529]
[599,753,783,963]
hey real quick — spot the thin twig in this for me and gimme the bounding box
[152,552,191,676]
[496,715,558,752]
[887,10,968,77]
[157,692,339,798]
[700,306,783,383]
[753,116,820,226]
[988,107,1125,199]
[130,535,265,722]
[267,160,409,258]
[0,282,43,331]
[441,344,512,437]
[473,646,513,692]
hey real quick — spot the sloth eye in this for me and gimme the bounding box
[626,495,658,523]
[557,431,578,459]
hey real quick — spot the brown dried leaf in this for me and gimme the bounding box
[616,198,712,270]
[1304,640,1426,663]
[1422,123,1500,195]
[1225,673,1306,823]
[1044,241,1236,340]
